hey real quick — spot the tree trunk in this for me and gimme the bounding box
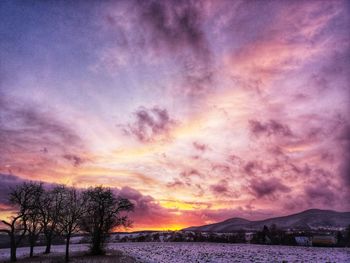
[44,233,52,254]
[91,232,103,255]
[10,235,17,262]
[65,236,70,262]
[10,247,17,262]
[30,244,34,257]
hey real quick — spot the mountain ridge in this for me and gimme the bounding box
[183,209,350,232]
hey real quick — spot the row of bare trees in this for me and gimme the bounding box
[0,182,134,262]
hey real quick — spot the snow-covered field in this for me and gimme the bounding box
[112,243,350,263]
[0,244,90,261]
[0,243,349,263]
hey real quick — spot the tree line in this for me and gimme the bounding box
[0,182,134,262]
[252,224,350,246]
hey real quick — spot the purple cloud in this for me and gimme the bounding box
[125,106,176,142]
[209,180,234,197]
[192,141,208,152]
[249,177,291,199]
[249,119,293,138]
[62,154,86,167]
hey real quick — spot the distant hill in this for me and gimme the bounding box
[184,209,350,232]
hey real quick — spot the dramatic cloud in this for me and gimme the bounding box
[138,0,209,56]
[249,178,291,199]
[97,0,214,99]
[249,120,293,138]
[124,106,176,142]
[210,180,231,197]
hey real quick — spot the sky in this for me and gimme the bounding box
[0,0,349,231]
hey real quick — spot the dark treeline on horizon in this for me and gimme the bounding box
[0,182,134,262]
[114,225,350,248]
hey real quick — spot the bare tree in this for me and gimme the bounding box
[39,185,65,254]
[57,186,85,262]
[346,224,350,246]
[79,186,134,255]
[0,182,39,262]
[26,183,44,257]
[0,216,26,262]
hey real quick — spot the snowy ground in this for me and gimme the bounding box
[111,243,350,263]
[0,244,89,261]
[0,243,349,263]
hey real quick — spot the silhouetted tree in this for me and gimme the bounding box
[57,186,85,262]
[336,231,344,246]
[263,225,270,243]
[39,185,65,254]
[152,233,160,242]
[0,182,39,262]
[79,186,134,255]
[26,183,44,257]
[346,224,350,246]
[0,217,26,262]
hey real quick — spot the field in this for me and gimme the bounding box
[0,243,349,263]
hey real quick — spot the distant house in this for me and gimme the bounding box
[295,236,312,246]
[312,235,337,246]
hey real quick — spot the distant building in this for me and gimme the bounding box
[295,236,312,246]
[312,235,337,246]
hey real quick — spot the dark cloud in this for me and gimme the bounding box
[243,161,263,177]
[103,0,214,99]
[136,0,214,99]
[302,169,341,207]
[62,154,86,167]
[125,106,176,142]
[209,180,234,197]
[117,186,155,215]
[192,141,207,152]
[304,184,336,207]
[249,119,293,138]
[113,186,178,228]
[249,177,290,198]
[138,0,209,57]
